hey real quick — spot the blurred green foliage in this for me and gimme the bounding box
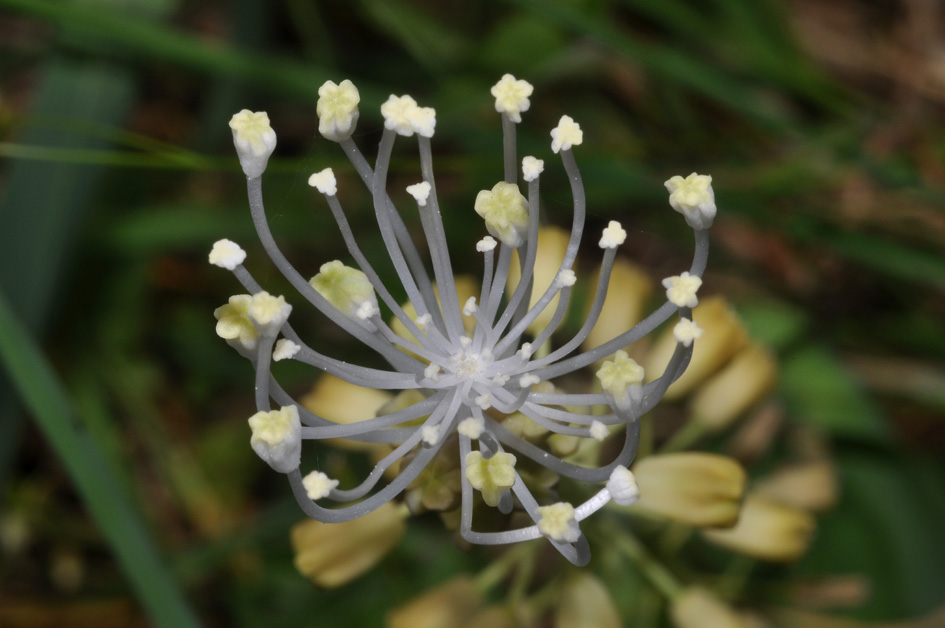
[1,0,944,626]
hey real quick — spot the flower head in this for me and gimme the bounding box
[229,110,277,177]
[209,239,246,270]
[213,76,717,566]
[317,79,360,142]
[665,172,716,230]
[491,73,534,123]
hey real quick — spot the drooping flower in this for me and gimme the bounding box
[211,76,716,565]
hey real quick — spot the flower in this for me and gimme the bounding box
[212,76,717,565]
[701,494,816,562]
[665,173,716,230]
[316,79,360,142]
[228,109,276,177]
[491,73,534,123]
[671,587,747,628]
[209,239,246,270]
[663,272,702,308]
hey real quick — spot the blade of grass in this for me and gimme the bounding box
[0,292,202,628]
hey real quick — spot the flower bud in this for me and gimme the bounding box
[475,181,530,248]
[248,291,292,337]
[291,502,406,588]
[644,297,748,400]
[316,79,360,142]
[550,115,583,153]
[309,260,379,320]
[670,587,747,628]
[248,405,301,473]
[690,343,778,432]
[465,451,516,507]
[386,576,482,628]
[491,74,533,123]
[508,226,570,333]
[555,573,622,628]
[214,294,259,353]
[582,259,653,355]
[630,453,745,527]
[754,461,838,513]
[229,110,276,178]
[702,494,816,562]
[665,173,717,230]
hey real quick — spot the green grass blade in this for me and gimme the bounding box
[0,292,202,628]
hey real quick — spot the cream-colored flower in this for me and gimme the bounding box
[550,115,583,153]
[272,338,301,361]
[630,453,745,527]
[317,79,360,141]
[407,181,432,206]
[663,272,702,308]
[457,417,484,439]
[248,291,292,336]
[407,106,436,138]
[599,220,627,249]
[674,317,704,347]
[474,181,530,248]
[690,343,777,431]
[228,109,277,177]
[309,260,378,319]
[522,155,544,181]
[702,494,816,562]
[596,350,644,411]
[754,461,838,513]
[491,73,534,123]
[301,374,393,454]
[292,502,405,588]
[606,465,640,505]
[214,294,259,352]
[381,94,419,136]
[665,173,716,230]
[302,470,338,500]
[555,573,622,628]
[536,501,580,542]
[308,168,337,196]
[248,405,301,473]
[582,259,653,355]
[387,576,482,628]
[465,450,516,507]
[209,239,246,270]
[507,226,570,333]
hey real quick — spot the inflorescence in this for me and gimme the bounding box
[211,74,715,566]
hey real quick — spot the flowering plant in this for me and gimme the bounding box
[211,74,715,565]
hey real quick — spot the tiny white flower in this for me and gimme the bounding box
[491,74,534,123]
[406,181,432,206]
[555,269,576,287]
[209,239,246,270]
[536,502,581,543]
[606,466,640,506]
[460,336,473,348]
[415,313,432,329]
[599,221,627,249]
[462,297,478,317]
[522,156,544,182]
[492,373,510,386]
[248,405,301,473]
[550,115,583,154]
[229,109,277,178]
[665,173,716,230]
[273,338,301,361]
[476,236,497,252]
[475,394,492,410]
[407,106,436,138]
[308,168,337,196]
[248,292,292,336]
[381,94,419,136]
[356,301,379,320]
[474,182,530,248]
[663,272,702,308]
[424,363,441,382]
[673,318,704,347]
[316,79,360,142]
[421,424,441,446]
[517,343,533,359]
[302,470,339,500]
[519,374,540,388]
[589,420,608,442]
[458,416,484,439]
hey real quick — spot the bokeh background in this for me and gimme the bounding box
[1,0,945,626]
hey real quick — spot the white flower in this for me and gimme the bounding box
[519,374,540,387]
[462,297,478,316]
[209,239,246,270]
[474,181,530,247]
[476,236,497,252]
[663,272,702,308]
[537,502,581,543]
[665,173,716,230]
[308,168,337,196]
[556,269,576,287]
[424,363,441,382]
[248,405,301,473]
[589,420,608,441]
[407,106,436,138]
[316,79,360,142]
[458,417,484,439]
[550,115,583,153]
[522,156,544,182]
[421,424,441,446]
[273,338,301,361]
[302,470,339,500]
[491,74,534,123]
[381,94,419,136]
[229,110,277,178]
[606,466,640,506]
[598,221,627,249]
[673,318,704,347]
[406,181,432,206]
[248,292,292,337]
[597,350,645,411]
[475,394,491,410]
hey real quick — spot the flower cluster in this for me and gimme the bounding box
[212,75,715,565]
